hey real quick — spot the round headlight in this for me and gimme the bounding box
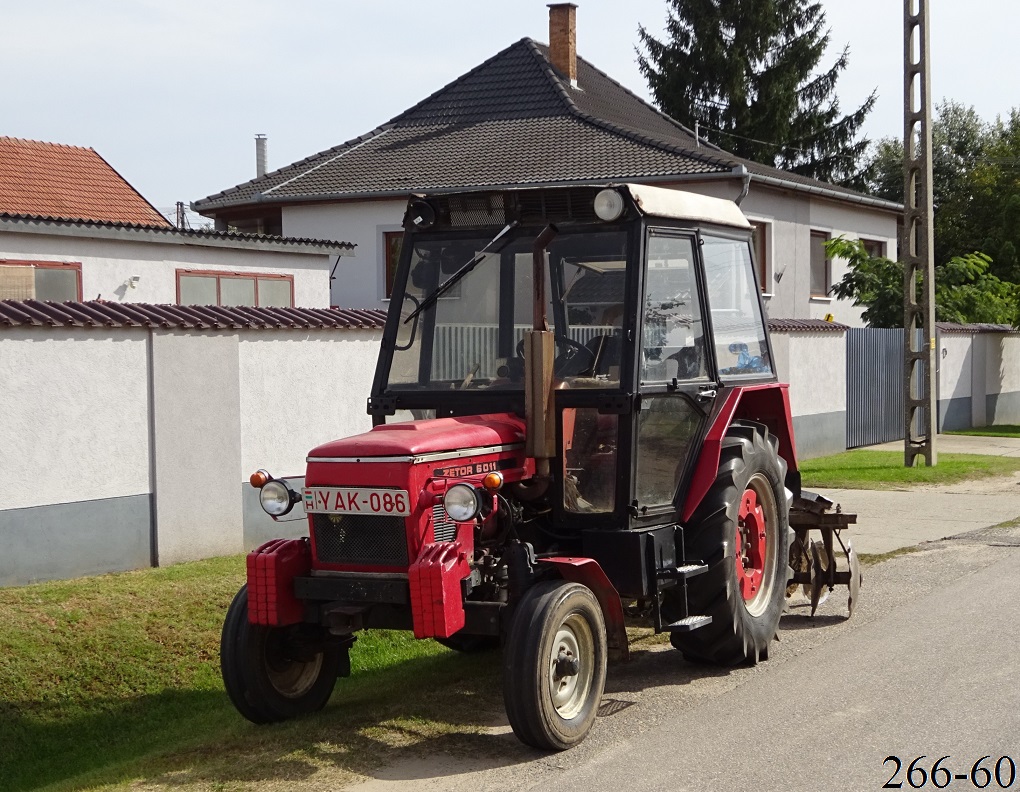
[443,483,481,522]
[593,188,625,221]
[260,480,295,516]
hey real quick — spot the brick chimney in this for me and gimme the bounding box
[548,3,578,86]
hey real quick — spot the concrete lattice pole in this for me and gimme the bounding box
[901,0,938,466]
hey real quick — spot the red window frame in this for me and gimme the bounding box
[0,259,83,301]
[175,269,295,307]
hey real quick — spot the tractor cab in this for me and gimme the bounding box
[371,184,777,531]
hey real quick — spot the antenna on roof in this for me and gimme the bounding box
[694,121,700,148]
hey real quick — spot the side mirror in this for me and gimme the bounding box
[394,294,420,351]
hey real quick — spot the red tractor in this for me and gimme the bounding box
[222,183,859,750]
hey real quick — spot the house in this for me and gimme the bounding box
[192,4,900,324]
[0,137,354,308]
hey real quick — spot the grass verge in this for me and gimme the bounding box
[799,450,1020,490]
[0,557,503,791]
[946,424,1020,439]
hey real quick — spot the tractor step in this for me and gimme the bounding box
[657,563,708,581]
[663,615,712,633]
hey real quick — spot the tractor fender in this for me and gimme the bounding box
[536,557,629,662]
[682,383,799,523]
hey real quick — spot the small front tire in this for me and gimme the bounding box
[502,580,607,751]
[220,585,343,723]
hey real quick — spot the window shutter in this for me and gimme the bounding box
[0,265,35,300]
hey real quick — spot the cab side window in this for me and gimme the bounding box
[641,235,707,384]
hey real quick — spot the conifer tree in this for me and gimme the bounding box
[637,0,875,187]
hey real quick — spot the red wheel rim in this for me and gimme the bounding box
[736,487,767,602]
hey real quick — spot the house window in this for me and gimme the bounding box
[0,260,82,301]
[749,221,770,293]
[176,270,294,307]
[809,231,831,298]
[861,238,885,259]
[384,231,403,298]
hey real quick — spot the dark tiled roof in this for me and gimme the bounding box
[193,39,734,211]
[0,213,354,252]
[767,318,848,333]
[0,137,171,226]
[0,300,386,331]
[194,37,897,215]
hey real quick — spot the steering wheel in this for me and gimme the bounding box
[516,335,596,377]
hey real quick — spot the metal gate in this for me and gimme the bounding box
[846,328,905,448]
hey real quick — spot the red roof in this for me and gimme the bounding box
[0,137,170,227]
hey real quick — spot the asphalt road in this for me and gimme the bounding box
[353,521,1020,792]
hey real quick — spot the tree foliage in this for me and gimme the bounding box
[637,0,875,187]
[827,238,1019,329]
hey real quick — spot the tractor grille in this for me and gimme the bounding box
[311,514,408,567]
[432,504,457,543]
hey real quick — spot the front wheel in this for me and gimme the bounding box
[220,585,344,723]
[502,580,607,751]
[666,421,792,665]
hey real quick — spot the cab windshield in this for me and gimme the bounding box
[388,229,629,391]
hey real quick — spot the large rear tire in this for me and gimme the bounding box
[666,421,792,665]
[220,585,343,723]
[502,580,607,751]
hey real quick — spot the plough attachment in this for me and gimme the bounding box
[787,490,862,617]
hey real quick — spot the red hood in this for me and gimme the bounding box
[308,413,527,458]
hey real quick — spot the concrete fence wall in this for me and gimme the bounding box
[2,324,1016,586]
[937,331,1020,431]
[0,325,380,586]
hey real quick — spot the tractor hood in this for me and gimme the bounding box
[308,413,527,459]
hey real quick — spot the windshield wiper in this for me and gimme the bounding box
[404,221,518,323]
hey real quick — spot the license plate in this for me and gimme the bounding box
[303,487,410,516]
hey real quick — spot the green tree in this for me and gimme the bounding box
[827,238,1019,328]
[637,0,875,187]
[862,101,1000,271]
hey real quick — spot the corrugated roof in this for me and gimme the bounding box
[0,213,355,254]
[0,138,171,227]
[767,318,848,333]
[193,38,898,215]
[0,300,386,331]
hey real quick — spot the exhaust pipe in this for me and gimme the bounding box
[518,225,558,497]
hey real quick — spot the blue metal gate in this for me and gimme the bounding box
[846,328,905,448]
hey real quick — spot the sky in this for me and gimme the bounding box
[6,1,1019,221]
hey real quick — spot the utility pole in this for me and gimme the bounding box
[901,0,937,466]
[175,201,188,230]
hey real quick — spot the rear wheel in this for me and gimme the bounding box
[666,421,792,665]
[502,580,607,750]
[220,585,344,723]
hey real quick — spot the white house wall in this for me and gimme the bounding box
[683,181,897,326]
[283,200,406,309]
[282,187,896,324]
[0,231,333,308]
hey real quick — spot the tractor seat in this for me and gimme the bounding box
[583,334,621,378]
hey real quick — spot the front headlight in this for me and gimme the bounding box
[443,483,482,522]
[260,480,296,516]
